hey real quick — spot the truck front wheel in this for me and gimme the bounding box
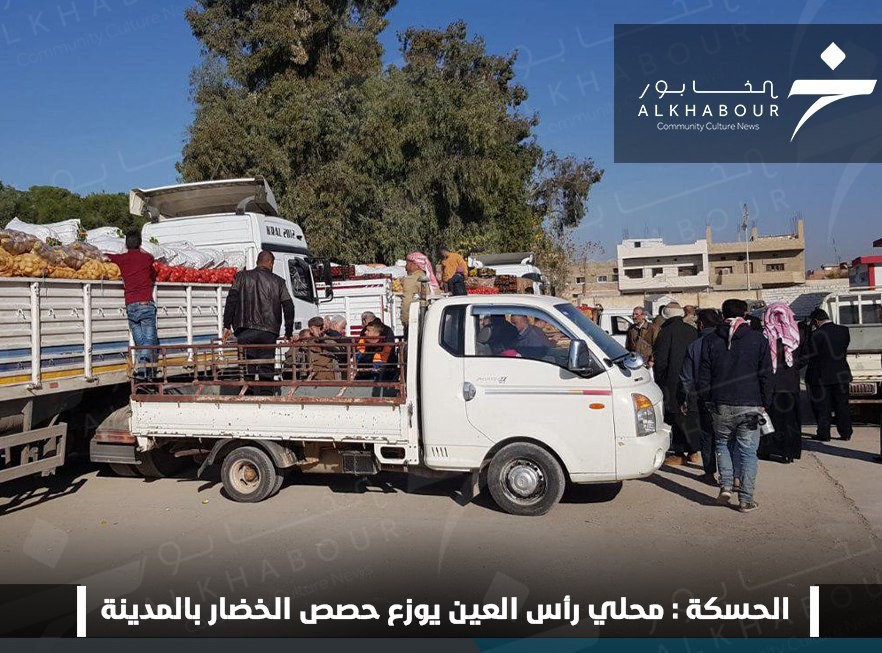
[220,446,280,503]
[487,443,565,516]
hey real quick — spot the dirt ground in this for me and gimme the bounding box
[1,424,880,637]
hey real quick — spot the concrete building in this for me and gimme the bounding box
[849,236,882,287]
[616,219,806,294]
[565,259,619,304]
[706,220,806,290]
[616,238,709,294]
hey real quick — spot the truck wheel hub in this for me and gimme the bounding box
[505,460,543,498]
[231,460,260,491]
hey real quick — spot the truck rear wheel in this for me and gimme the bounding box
[487,442,565,516]
[220,446,279,503]
[137,448,190,478]
[108,463,140,477]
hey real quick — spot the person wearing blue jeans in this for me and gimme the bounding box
[712,404,763,506]
[107,231,158,383]
[127,301,160,380]
[697,299,773,513]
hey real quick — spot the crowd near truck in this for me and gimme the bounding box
[0,178,328,484]
[316,276,405,337]
[94,293,670,516]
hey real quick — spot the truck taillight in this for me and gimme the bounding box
[632,393,656,437]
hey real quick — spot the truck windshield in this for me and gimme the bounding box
[288,258,316,304]
[555,303,629,360]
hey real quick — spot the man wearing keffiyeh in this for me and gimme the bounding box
[697,299,773,514]
[758,303,805,463]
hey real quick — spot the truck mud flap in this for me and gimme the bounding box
[342,450,377,475]
[0,424,67,484]
[89,439,138,465]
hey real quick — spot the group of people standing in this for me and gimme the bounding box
[627,298,860,514]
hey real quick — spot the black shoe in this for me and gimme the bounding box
[814,436,831,442]
[840,436,852,441]
[739,501,759,513]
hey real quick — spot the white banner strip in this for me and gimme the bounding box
[809,585,819,637]
[76,585,87,637]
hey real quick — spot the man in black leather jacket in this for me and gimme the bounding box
[222,250,295,394]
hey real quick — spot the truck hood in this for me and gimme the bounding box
[130,177,279,220]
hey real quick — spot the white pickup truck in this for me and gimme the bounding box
[96,293,670,516]
[0,178,328,484]
[822,287,882,404]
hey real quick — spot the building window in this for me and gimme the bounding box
[634,242,641,248]
[611,274,619,282]
[652,267,663,276]
[766,263,785,272]
[575,276,585,284]
[596,275,608,282]
[716,266,733,275]
[679,266,697,277]
[625,269,642,279]
[571,292,580,299]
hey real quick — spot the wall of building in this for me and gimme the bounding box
[565,260,619,303]
[616,239,709,293]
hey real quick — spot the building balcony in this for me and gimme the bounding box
[619,272,710,293]
[712,271,805,288]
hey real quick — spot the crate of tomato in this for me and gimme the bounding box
[154,263,238,284]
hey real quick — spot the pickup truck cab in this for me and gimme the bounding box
[98,293,670,516]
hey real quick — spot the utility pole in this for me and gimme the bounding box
[743,204,751,291]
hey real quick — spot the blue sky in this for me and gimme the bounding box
[1,0,880,267]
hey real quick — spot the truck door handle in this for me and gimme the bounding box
[463,382,476,402]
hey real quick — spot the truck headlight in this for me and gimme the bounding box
[632,393,656,437]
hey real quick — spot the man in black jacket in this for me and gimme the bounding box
[222,250,295,395]
[805,308,853,442]
[652,302,699,465]
[698,299,773,513]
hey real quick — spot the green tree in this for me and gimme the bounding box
[179,2,603,294]
[0,182,140,234]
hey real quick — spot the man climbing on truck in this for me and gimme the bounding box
[106,230,158,381]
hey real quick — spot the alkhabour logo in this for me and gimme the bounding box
[788,42,877,141]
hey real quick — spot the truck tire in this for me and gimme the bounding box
[137,448,190,479]
[109,463,140,478]
[220,446,279,503]
[487,442,565,516]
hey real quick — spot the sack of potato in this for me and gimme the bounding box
[75,259,106,280]
[68,241,105,261]
[0,229,39,256]
[12,253,49,278]
[103,262,121,280]
[0,248,13,276]
[55,245,89,270]
[48,265,77,279]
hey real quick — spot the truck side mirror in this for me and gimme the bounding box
[322,260,333,300]
[567,340,590,372]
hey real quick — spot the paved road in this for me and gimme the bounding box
[1,425,880,637]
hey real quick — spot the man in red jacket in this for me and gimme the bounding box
[107,231,158,381]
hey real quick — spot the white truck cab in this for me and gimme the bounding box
[131,177,326,332]
[106,293,669,516]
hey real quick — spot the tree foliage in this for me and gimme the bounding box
[178,2,604,291]
[0,182,144,233]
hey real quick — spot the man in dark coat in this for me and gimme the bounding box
[697,299,773,513]
[652,302,699,465]
[805,308,853,441]
[678,308,724,482]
